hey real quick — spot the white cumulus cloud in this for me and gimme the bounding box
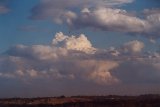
[67,8,148,33]
[52,32,96,54]
[30,0,160,39]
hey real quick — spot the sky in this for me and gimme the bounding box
[0,0,160,98]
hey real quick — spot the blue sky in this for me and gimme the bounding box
[0,0,160,97]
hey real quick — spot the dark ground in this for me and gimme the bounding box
[0,94,160,107]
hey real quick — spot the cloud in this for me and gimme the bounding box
[29,0,134,23]
[80,60,119,85]
[112,60,160,84]
[143,8,160,15]
[122,40,144,54]
[1,32,119,85]
[145,13,160,38]
[0,0,11,14]
[1,32,160,87]
[67,8,148,33]
[30,0,160,39]
[0,5,10,14]
[65,7,160,38]
[52,32,96,54]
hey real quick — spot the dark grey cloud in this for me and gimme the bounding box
[112,60,160,84]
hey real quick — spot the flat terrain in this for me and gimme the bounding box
[0,95,160,107]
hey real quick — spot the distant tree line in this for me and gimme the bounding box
[0,94,160,107]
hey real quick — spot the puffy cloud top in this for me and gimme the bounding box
[1,32,160,96]
[52,32,96,54]
[0,32,119,85]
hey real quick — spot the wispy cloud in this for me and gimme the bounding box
[18,25,52,33]
[0,5,10,14]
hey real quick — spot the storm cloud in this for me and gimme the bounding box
[1,32,160,86]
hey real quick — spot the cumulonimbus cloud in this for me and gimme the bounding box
[1,32,119,85]
[1,32,160,86]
